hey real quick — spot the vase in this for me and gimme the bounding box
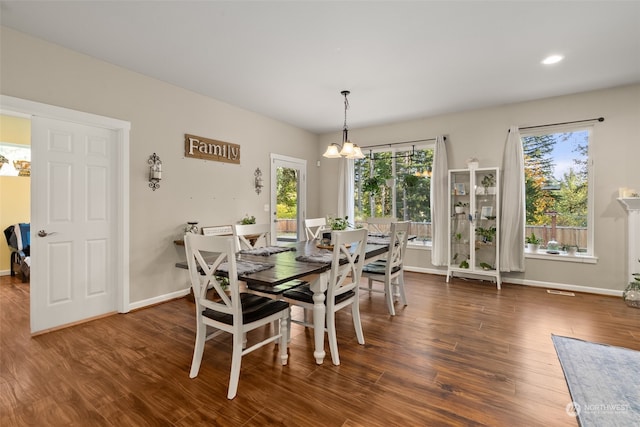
[185,221,199,234]
[623,284,640,308]
[321,231,332,246]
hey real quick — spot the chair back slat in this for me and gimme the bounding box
[388,221,410,269]
[304,217,328,241]
[365,217,397,234]
[328,229,368,303]
[233,223,271,251]
[185,234,239,315]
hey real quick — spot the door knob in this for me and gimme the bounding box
[37,230,57,237]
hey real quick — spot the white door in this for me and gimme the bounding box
[270,154,307,242]
[30,116,118,333]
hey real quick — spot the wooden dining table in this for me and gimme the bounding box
[176,238,389,365]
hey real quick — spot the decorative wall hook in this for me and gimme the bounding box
[254,167,263,194]
[148,153,162,191]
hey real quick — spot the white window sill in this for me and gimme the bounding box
[525,250,597,264]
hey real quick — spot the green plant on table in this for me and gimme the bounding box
[327,215,351,230]
[240,214,256,225]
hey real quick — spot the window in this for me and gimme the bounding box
[354,145,434,245]
[520,126,593,255]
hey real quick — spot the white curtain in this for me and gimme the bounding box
[430,135,449,266]
[499,126,525,271]
[337,157,355,222]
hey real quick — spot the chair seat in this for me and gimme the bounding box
[363,261,401,275]
[282,283,354,305]
[203,293,289,325]
[246,279,306,295]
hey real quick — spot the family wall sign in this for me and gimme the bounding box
[184,134,240,165]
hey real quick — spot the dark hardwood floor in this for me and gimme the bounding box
[1,272,638,426]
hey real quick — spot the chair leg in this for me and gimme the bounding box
[384,278,396,316]
[326,310,340,365]
[279,314,289,365]
[228,331,244,399]
[286,307,292,343]
[351,299,365,345]
[189,320,206,378]
[397,273,407,306]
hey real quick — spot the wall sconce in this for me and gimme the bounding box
[254,167,263,194]
[148,153,162,191]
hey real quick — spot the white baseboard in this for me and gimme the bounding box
[0,270,11,276]
[505,277,622,297]
[403,266,623,297]
[128,287,191,311]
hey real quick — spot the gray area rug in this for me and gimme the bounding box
[551,334,640,426]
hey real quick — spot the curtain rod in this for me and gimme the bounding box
[359,136,445,150]
[514,117,604,131]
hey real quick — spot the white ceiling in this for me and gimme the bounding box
[1,1,639,134]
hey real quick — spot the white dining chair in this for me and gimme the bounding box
[184,233,290,399]
[282,228,368,365]
[365,217,397,234]
[233,223,271,252]
[361,221,410,316]
[304,217,328,241]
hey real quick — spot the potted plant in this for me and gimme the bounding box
[562,243,578,255]
[525,232,541,252]
[481,173,495,195]
[362,176,385,194]
[240,214,256,225]
[476,226,496,243]
[322,216,352,245]
[623,259,640,308]
[454,201,468,214]
[402,174,420,188]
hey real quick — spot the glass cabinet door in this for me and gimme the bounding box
[473,169,498,271]
[450,170,471,269]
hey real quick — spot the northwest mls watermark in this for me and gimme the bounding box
[566,401,631,417]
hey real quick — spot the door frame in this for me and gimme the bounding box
[270,154,307,242]
[0,95,130,316]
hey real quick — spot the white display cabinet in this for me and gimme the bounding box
[447,167,501,288]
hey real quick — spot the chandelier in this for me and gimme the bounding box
[322,90,365,159]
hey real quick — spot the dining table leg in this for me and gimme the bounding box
[309,271,328,364]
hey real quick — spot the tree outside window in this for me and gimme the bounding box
[354,146,434,244]
[521,128,591,253]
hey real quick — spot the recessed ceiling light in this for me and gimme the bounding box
[542,55,564,65]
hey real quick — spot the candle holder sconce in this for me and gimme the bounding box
[254,167,263,194]
[148,153,162,191]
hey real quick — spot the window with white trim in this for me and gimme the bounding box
[520,125,594,255]
[354,144,434,246]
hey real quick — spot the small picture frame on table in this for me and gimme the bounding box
[454,183,466,195]
[480,206,493,219]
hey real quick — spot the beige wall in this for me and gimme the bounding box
[0,115,31,272]
[319,84,640,293]
[2,25,639,300]
[0,27,322,303]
